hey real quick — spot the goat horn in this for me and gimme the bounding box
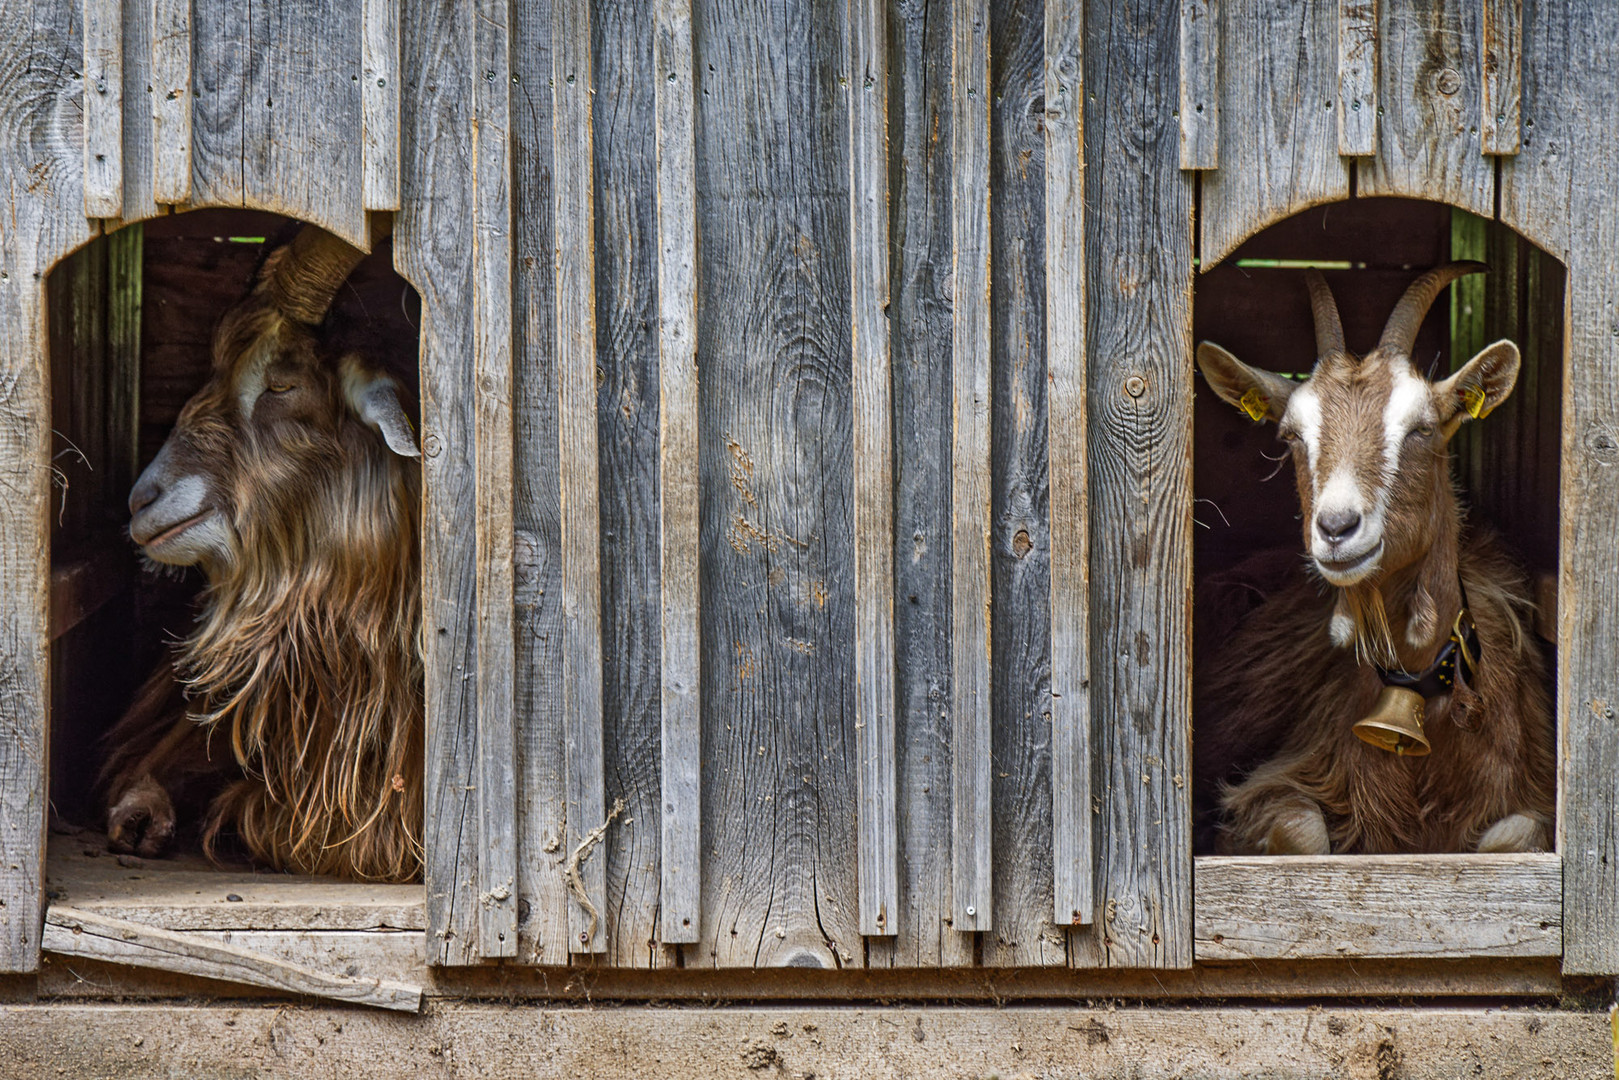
[1304,269,1346,357]
[266,225,369,326]
[1376,261,1488,357]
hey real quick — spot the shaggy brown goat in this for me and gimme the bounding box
[1193,263,1555,855]
[101,224,423,882]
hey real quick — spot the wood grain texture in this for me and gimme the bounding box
[552,0,607,957]
[363,0,401,209]
[1499,0,1619,976]
[949,0,993,938]
[0,1004,1608,1078]
[394,0,480,968]
[1480,0,1521,155]
[190,0,366,248]
[1337,0,1377,156]
[654,0,701,951]
[508,0,570,968]
[1200,0,1348,270]
[848,0,897,941]
[0,0,96,975]
[593,0,670,967]
[981,0,1065,969]
[1046,0,1092,932]
[687,0,862,971]
[471,0,518,960]
[1177,0,1218,170]
[83,0,123,218]
[864,0,975,971]
[1195,855,1562,960]
[43,907,422,1011]
[1357,0,1493,217]
[150,0,192,205]
[1084,0,1195,969]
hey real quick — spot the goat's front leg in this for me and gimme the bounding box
[105,712,201,858]
[1477,812,1551,853]
[1219,758,1333,855]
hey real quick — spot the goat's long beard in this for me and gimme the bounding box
[182,457,423,881]
[1334,585,1401,669]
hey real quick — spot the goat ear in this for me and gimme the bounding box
[1196,341,1296,424]
[1435,339,1519,438]
[354,378,421,457]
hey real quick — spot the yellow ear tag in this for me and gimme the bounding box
[1462,384,1489,420]
[1238,388,1269,422]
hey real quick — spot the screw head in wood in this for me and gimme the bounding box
[965,906,976,917]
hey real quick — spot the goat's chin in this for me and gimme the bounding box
[1311,540,1384,588]
[139,511,233,568]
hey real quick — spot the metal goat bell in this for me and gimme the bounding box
[1353,686,1432,756]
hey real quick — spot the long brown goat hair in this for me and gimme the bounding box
[102,223,424,882]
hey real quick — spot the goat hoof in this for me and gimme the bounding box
[1263,802,1330,855]
[1477,812,1549,853]
[107,776,176,859]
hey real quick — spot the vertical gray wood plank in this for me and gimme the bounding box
[84,0,123,218]
[654,0,702,949]
[1200,1,1348,269]
[949,0,993,938]
[1500,0,1619,977]
[363,0,402,209]
[509,0,571,968]
[1358,0,1493,217]
[848,0,898,941]
[105,224,143,494]
[102,0,158,229]
[395,0,481,967]
[1178,0,1219,171]
[1480,0,1521,156]
[1337,0,1377,157]
[0,0,99,974]
[1085,0,1194,970]
[472,0,518,960]
[150,0,192,205]
[689,0,862,971]
[1046,0,1092,931]
[865,0,976,971]
[593,0,668,969]
[553,0,607,956]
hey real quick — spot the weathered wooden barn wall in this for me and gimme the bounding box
[3,0,1619,988]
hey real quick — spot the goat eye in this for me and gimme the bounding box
[1406,424,1434,441]
[266,382,295,394]
[1278,430,1299,444]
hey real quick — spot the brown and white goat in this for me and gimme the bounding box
[1193,263,1555,855]
[101,225,424,882]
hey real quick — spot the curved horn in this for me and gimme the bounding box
[1376,261,1488,357]
[1304,269,1346,357]
[265,225,369,326]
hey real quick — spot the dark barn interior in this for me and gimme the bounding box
[46,210,420,838]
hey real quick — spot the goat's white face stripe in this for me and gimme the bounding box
[1285,383,1323,482]
[1381,362,1429,483]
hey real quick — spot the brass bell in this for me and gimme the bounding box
[1353,685,1432,756]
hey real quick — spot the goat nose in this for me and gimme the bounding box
[129,473,162,516]
[1316,509,1362,543]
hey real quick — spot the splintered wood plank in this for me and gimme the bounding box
[83,0,123,218]
[1046,0,1092,932]
[1357,0,1492,217]
[1195,855,1561,960]
[1200,0,1348,269]
[1178,0,1218,170]
[395,0,481,967]
[1084,0,1194,969]
[362,0,401,209]
[593,0,670,967]
[865,0,975,971]
[0,0,96,975]
[949,0,993,939]
[43,907,421,1012]
[980,0,1065,969]
[1501,0,1619,977]
[508,0,569,968]
[652,0,701,953]
[552,0,607,957]
[1480,0,1521,155]
[689,0,862,971]
[1337,0,1377,156]
[191,0,366,249]
[150,0,192,205]
[848,0,898,941]
[471,0,518,960]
